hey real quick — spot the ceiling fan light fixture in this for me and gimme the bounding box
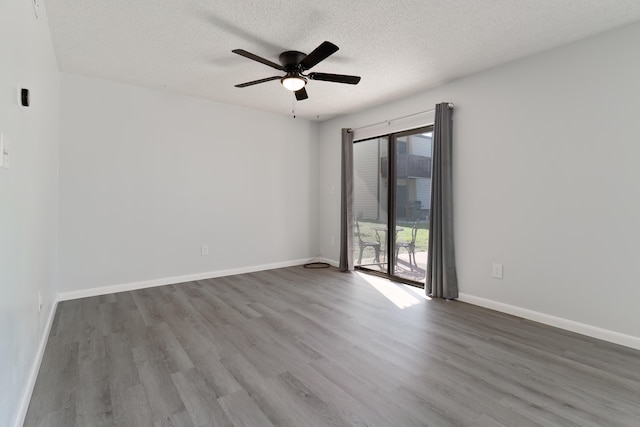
[281,74,306,91]
[233,42,360,101]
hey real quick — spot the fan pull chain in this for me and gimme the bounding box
[292,96,296,119]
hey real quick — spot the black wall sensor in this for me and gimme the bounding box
[21,88,30,107]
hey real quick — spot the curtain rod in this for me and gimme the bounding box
[347,103,454,133]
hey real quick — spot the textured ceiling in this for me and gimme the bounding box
[45,0,640,120]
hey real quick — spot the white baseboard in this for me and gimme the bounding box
[14,300,58,427]
[458,293,640,351]
[57,258,313,301]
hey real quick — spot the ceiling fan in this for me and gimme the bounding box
[232,41,361,101]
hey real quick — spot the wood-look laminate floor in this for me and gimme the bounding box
[24,266,640,426]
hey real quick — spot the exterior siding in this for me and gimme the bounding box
[354,138,383,221]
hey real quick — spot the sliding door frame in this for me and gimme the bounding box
[354,125,433,288]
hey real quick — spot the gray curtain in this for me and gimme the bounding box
[426,103,459,299]
[339,128,354,272]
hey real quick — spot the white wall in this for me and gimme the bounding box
[0,0,59,426]
[58,73,319,294]
[318,22,640,346]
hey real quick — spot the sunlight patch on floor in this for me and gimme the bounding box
[404,284,431,299]
[356,272,431,309]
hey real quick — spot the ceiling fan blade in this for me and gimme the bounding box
[234,76,282,88]
[295,87,308,101]
[308,72,361,85]
[232,49,285,71]
[300,41,339,70]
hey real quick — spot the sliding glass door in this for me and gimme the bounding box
[353,127,433,286]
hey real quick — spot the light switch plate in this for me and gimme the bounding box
[492,263,503,279]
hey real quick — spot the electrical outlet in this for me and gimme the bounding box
[492,263,503,279]
[1,134,9,169]
[201,244,209,256]
[330,236,335,246]
[0,133,3,168]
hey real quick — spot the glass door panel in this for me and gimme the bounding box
[353,137,388,272]
[392,130,433,283]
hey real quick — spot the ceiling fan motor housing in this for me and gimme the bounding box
[279,51,307,71]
